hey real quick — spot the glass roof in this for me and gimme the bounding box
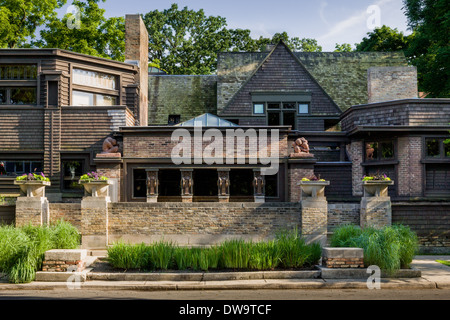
[176,113,239,127]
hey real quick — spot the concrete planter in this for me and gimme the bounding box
[363,180,394,197]
[299,181,330,198]
[14,180,51,197]
[79,180,112,197]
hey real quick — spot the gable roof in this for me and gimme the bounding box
[219,41,342,117]
[176,113,239,127]
[216,49,408,112]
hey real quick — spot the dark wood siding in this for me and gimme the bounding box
[315,164,353,200]
[0,206,15,225]
[426,164,450,194]
[0,109,45,150]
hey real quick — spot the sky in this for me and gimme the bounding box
[57,0,412,51]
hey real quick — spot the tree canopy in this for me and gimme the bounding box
[36,0,125,61]
[0,0,67,48]
[355,25,411,52]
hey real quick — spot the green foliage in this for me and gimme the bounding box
[330,224,419,274]
[15,173,50,182]
[36,0,125,61]
[0,0,67,48]
[355,25,411,52]
[0,220,80,283]
[334,43,353,52]
[108,229,321,272]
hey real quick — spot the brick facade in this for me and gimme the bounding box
[398,136,423,197]
[368,66,418,103]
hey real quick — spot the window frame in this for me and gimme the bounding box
[364,139,396,162]
[424,137,450,160]
[69,64,121,107]
[0,62,40,107]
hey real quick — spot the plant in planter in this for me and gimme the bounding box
[14,172,51,197]
[362,172,394,197]
[299,174,329,198]
[78,172,111,197]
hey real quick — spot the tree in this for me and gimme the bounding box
[355,25,410,52]
[334,43,353,52]
[143,4,257,75]
[0,0,67,48]
[402,0,450,97]
[143,4,322,75]
[36,0,125,61]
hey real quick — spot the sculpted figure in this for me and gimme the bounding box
[293,137,310,154]
[102,137,119,154]
[366,143,375,160]
[147,174,158,195]
[290,137,314,158]
[182,174,192,195]
[218,176,229,196]
[253,175,265,195]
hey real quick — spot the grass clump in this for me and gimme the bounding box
[330,224,419,274]
[0,220,80,283]
[108,229,322,272]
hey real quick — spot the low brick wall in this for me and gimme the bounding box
[49,203,82,229]
[108,202,301,245]
[328,203,360,231]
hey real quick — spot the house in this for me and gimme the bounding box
[0,15,449,251]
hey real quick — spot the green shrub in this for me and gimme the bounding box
[0,220,80,283]
[107,230,322,272]
[330,224,419,274]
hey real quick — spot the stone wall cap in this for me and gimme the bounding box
[322,247,364,259]
[44,249,87,262]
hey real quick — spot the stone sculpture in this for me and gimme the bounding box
[102,137,119,154]
[290,137,314,158]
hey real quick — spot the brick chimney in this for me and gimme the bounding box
[125,14,148,126]
[367,66,418,104]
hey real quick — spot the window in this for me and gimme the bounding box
[298,103,309,114]
[62,160,84,192]
[365,141,394,161]
[426,138,449,158]
[47,81,58,106]
[72,90,117,106]
[73,68,117,90]
[168,115,181,125]
[0,65,37,80]
[133,169,147,198]
[253,103,264,114]
[0,161,42,176]
[267,102,296,128]
[0,64,38,106]
[265,173,278,197]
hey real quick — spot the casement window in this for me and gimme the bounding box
[425,138,450,159]
[61,159,85,192]
[71,68,119,106]
[168,115,181,125]
[133,169,147,198]
[0,161,42,176]
[0,64,38,105]
[365,141,395,161]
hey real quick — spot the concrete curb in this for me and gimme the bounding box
[0,278,437,291]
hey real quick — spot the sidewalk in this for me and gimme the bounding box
[0,256,449,291]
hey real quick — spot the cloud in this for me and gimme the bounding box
[317,0,395,43]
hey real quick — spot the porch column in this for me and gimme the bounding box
[180,169,193,203]
[146,169,159,203]
[217,169,230,203]
[253,169,265,203]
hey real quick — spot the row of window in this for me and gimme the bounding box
[0,64,119,106]
[253,102,309,115]
[365,138,450,161]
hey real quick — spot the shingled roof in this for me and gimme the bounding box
[217,46,408,112]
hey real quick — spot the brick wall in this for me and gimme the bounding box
[49,203,82,229]
[398,136,423,197]
[288,165,315,202]
[125,14,148,126]
[108,202,301,245]
[368,66,418,103]
[347,140,364,196]
[328,203,360,231]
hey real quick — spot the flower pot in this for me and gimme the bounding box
[79,180,112,197]
[14,180,51,198]
[299,181,330,199]
[363,180,394,197]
